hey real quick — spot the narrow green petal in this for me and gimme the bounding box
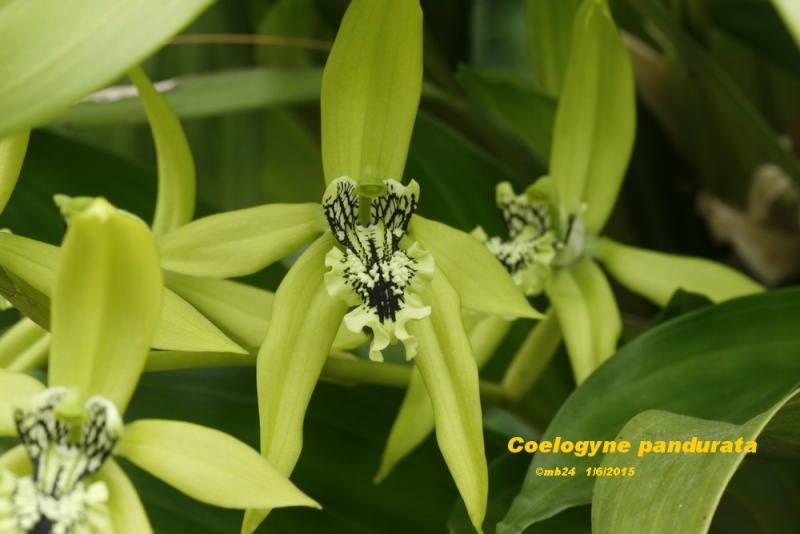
[502,309,562,403]
[550,0,635,232]
[165,272,273,348]
[0,232,58,296]
[154,287,246,354]
[0,317,50,372]
[101,459,154,534]
[246,233,347,533]
[158,203,326,278]
[49,198,163,412]
[0,445,29,475]
[128,66,195,237]
[571,257,620,365]
[320,0,422,186]
[773,0,800,47]
[408,271,488,534]
[595,237,764,307]
[0,370,44,436]
[547,267,594,384]
[409,216,543,319]
[0,129,30,213]
[116,420,319,510]
[145,349,255,373]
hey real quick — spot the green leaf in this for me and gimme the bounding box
[773,0,800,48]
[102,459,154,534]
[49,198,163,413]
[320,0,422,186]
[0,317,50,372]
[0,369,44,436]
[245,233,347,533]
[409,216,543,320]
[165,272,274,348]
[592,394,796,534]
[455,66,556,162]
[595,237,763,306]
[158,203,326,278]
[48,68,324,126]
[0,129,29,213]
[499,287,800,533]
[128,66,195,237]
[0,0,214,137]
[409,270,488,534]
[549,0,635,232]
[116,419,318,510]
[525,0,582,96]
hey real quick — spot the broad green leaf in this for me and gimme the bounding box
[116,419,318,510]
[592,394,797,534]
[499,287,800,533]
[455,66,556,162]
[409,270,488,534]
[320,0,422,186]
[0,129,29,213]
[158,203,326,278]
[154,288,246,354]
[570,257,620,366]
[502,309,562,403]
[0,0,214,137]
[409,216,543,319]
[0,317,50,372]
[0,369,44,436]
[102,459,154,534]
[595,237,763,306]
[549,0,635,232]
[773,0,800,48]
[165,272,274,348]
[525,0,582,96]
[245,233,347,533]
[49,68,324,126]
[49,198,163,413]
[128,66,195,237]
[546,266,593,384]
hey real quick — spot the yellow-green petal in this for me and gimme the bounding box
[595,237,764,307]
[101,459,153,534]
[0,445,29,475]
[245,233,347,533]
[0,317,50,372]
[409,216,543,319]
[116,419,319,510]
[158,203,326,278]
[408,271,488,534]
[547,267,594,384]
[0,232,58,297]
[0,370,44,436]
[128,66,195,237]
[49,198,163,412]
[549,0,635,232]
[571,257,620,366]
[0,129,30,213]
[321,0,422,186]
[774,0,800,46]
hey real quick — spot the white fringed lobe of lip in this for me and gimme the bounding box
[0,388,120,534]
[322,177,434,361]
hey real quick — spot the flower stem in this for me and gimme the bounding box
[501,308,562,404]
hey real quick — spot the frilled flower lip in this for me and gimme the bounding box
[321,176,434,361]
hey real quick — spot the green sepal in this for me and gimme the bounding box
[0,444,29,475]
[409,216,543,319]
[0,129,30,213]
[595,237,764,307]
[0,232,59,297]
[0,0,214,137]
[546,266,594,384]
[320,0,422,185]
[244,233,347,533]
[158,203,326,278]
[100,459,154,534]
[408,270,488,534]
[165,272,274,348]
[49,198,163,413]
[571,257,620,366]
[0,369,45,436]
[128,66,196,237]
[549,0,635,232]
[0,317,51,372]
[116,419,319,510]
[774,0,800,47]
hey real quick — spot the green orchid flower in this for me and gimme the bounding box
[0,197,317,533]
[475,0,763,386]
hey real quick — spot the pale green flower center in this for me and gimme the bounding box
[322,177,434,361]
[0,388,120,534]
